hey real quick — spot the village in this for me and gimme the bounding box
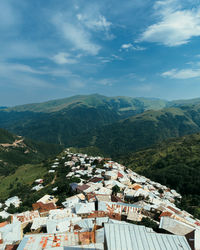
[0,149,199,250]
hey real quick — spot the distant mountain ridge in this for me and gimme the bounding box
[5,94,168,113]
[1,94,200,156]
[0,94,168,145]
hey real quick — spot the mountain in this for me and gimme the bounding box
[167,97,200,107]
[0,94,168,145]
[119,133,200,218]
[6,94,168,113]
[72,105,200,156]
[2,94,200,157]
[0,128,63,176]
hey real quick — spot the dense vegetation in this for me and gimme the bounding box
[120,133,200,218]
[69,104,200,156]
[0,128,63,176]
[0,94,168,145]
[0,152,80,212]
[2,94,200,157]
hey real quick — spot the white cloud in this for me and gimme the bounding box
[140,1,200,46]
[121,43,146,51]
[76,12,113,40]
[53,14,100,55]
[52,52,77,64]
[0,64,53,88]
[0,62,42,75]
[84,15,112,31]
[121,43,132,49]
[162,68,200,79]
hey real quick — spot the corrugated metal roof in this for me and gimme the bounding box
[0,221,22,244]
[63,243,104,249]
[104,223,191,250]
[159,216,195,236]
[77,217,109,231]
[75,202,95,214]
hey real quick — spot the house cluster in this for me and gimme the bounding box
[0,150,199,249]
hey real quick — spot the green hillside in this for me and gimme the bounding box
[72,105,200,156]
[120,133,200,218]
[0,128,63,176]
[0,128,17,143]
[2,94,200,157]
[0,94,167,145]
[168,97,200,107]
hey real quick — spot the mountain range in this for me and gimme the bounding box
[2,94,200,156]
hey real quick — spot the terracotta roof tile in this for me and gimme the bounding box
[159,211,173,218]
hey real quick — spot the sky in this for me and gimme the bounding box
[1,0,200,106]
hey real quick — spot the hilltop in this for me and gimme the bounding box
[5,94,167,113]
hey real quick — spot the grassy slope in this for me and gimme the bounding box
[0,128,63,178]
[0,163,47,199]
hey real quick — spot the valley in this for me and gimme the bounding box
[0,94,200,249]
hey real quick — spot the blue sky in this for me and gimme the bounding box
[1,0,200,106]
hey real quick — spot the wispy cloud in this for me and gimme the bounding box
[162,68,200,79]
[121,43,132,49]
[0,62,43,75]
[52,13,101,55]
[77,14,111,31]
[121,43,146,51]
[140,0,200,46]
[51,52,78,64]
[98,54,123,64]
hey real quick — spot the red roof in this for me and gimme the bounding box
[77,184,90,192]
[89,177,103,183]
[133,184,142,191]
[117,172,123,178]
[167,206,181,215]
[32,202,56,213]
[159,211,173,218]
[0,221,9,228]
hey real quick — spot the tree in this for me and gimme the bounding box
[112,185,120,195]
